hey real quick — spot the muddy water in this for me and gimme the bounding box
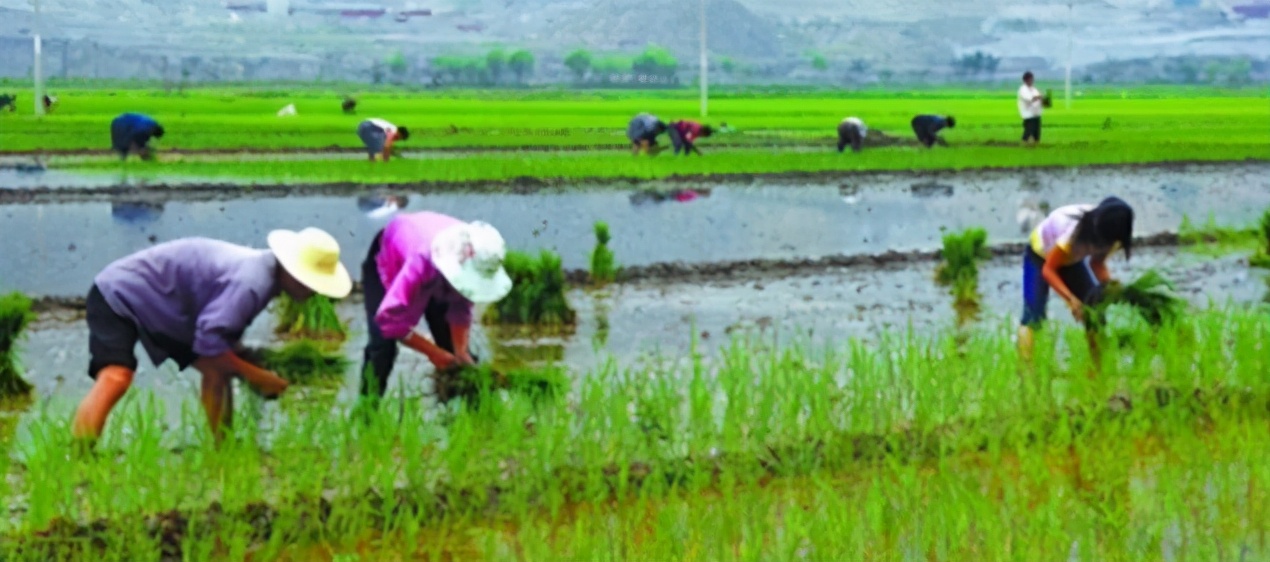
[12,246,1265,447]
[1,163,1267,298]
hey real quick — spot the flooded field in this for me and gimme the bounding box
[11,244,1263,443]
[1,162,1267,298]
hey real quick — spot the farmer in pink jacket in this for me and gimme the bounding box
[359,211,513,399]
[668,120,714,156]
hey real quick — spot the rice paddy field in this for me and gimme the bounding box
[1,83,1270,561]
[1,85,1267,186]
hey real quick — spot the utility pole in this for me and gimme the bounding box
[32,0,45,116]
[1065,0,1073,109]
[699,0,708,118]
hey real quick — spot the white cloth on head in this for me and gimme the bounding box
[1018,84,1043,119]
[841,117,867,136]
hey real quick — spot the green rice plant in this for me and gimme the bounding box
[589,221,617,285]
[1251,208,1270,268]
[255,340,350,385]
[935,227,989,324]
[272,294,347,342]
[0,292,35,398]
[433,364,568,407]
[1087,269,1187,331]
[483,249,577,326]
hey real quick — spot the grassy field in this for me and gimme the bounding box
[2,86,1267,184]
[2,307,1269,560]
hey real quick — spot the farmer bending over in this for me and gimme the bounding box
[358,117,410,162]
[668,120,714,156]
[627,112,668,155]
[71,229,353,446]
[910,114,955,148]
[1018,197,1135,362]
[110,113,165,160]
[837,116,868,153]
[360,211,513,401]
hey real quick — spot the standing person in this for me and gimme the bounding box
[110,113,165,160]
[627,112,668,155]
[910,114,956,148]
[1018,71,1044,146]
[71,229,354,446]
[1018,197,1135,362]
[668,119,714,156]
[360,211,513,401]
[837,116,868,153]
[358,117,410,162]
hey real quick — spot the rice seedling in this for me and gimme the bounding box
[271,294,348,343]
[483,249,577,326]
[1178,213,1260,257]
[934,227,989,324]
[0,292,35,398]
[3,306,1269,561]
[1087,269,1188,329]
[589,221,618,285]
[1250,208,1270,268]
[250,340,350,386]
[433,363,568,407]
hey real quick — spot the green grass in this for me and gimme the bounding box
[2,87,1266,183]
[2,306,1269,560]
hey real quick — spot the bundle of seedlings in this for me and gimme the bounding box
[590,221,618,285]
[934,228,990,322]
[483,249,577,325]
[1086,269,1187,330]
[238,340,349,386]
[1042,88,1054,108]
[1250,209,1270,268]
[433,363,568,406]
[0,292,35,398]
[272,294,348,342]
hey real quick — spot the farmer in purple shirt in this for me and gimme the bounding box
[360,211,513,399]
[72,229,353,445]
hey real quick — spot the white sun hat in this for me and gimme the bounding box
[431,221,514,304]
[266,227,353,298]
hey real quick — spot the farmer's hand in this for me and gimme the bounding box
[431,352,461,371]
[1067,298,1085,323]
[250,372,289,400]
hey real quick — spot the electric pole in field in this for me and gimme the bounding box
[32,0,45,116]
[699,0,708,117]
[1065,0,1073,109]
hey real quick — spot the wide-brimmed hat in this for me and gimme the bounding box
[266,227,353,298]
[431,221,513,304]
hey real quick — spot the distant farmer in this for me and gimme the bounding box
[668,119,714,156]
[43,94,58,113]
[71,229,353,446]
[358,117,410,162]
[1018,71,1044,146]
[342,96,357,114]
[910,114,956,148]
[627,112,668,155]
[837,116,868,153]
[0,94,15,113]
[359,211,513,401]
[110,113,165,160]
[1017,197,1135,361]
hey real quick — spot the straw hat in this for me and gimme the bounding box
[431,221,513,304]
[266,227,353,298]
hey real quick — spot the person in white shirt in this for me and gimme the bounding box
[1018,71,1044,146]
[358,118,411,162]
[837,116,868,153]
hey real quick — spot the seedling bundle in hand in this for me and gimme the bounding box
[256,340,350,385]
[1087,269,1187,330]
[433,363,568,407]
